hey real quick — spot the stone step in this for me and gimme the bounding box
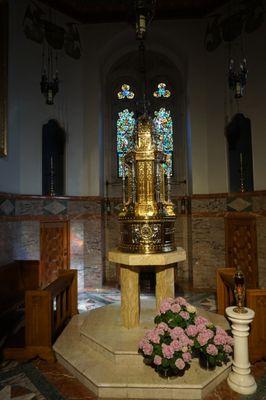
[53,301,232,399]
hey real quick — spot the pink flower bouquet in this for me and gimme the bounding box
[191,316,233,368]
[154,297,197,329]
[139,297,233,376]
[139,322,193,377]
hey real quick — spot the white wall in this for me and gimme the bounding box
[1,1,265,196]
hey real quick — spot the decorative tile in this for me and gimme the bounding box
[227,197,252,212]
[0,199,15,216]
[43,200,67,215]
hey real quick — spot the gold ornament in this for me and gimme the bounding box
[119,115,176,254]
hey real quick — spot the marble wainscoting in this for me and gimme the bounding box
[188,191,266,290]
[0,221,16,266]
[0,194,104,290]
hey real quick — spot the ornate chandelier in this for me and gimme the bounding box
[40,46,59,105]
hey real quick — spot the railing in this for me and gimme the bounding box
[4,269,78,362]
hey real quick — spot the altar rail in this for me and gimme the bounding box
[4,269,78,362]
[217,267,266,363]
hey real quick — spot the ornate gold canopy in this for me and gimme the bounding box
[118,115,176,254]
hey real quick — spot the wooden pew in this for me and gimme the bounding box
[0,260,40,347]
[217,268,266,363]
[4,269,78,362]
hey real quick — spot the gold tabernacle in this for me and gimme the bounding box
[119,115,176,254]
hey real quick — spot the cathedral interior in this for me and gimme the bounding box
[0,0,266,399]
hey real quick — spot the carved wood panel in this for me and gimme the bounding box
[225,214,258,288]
[40,221,69,288]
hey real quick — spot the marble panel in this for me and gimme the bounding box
[191,198,227,213]
[192,217,225,289]
[256,216,266,289]
[15,200,44,215]
[252,196,266,213]
[70,220,84,256]
[0,221,15,265]
[0,199,15,215]
[13,221,40,260]
[84,265,102,288]
[67,200,102,215]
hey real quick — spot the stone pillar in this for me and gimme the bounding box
[155,265,175,310]
[226,306,257,395]
[120,266,140,328]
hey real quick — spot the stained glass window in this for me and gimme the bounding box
[117,109,136,177]
[153,83,171,98]
[117,84,135,99]
[153,108,173,175]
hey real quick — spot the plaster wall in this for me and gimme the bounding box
[1,2,266,196]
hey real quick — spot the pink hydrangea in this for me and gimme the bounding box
[206,344,218,356]
[180,311,190,320]
[170,327,184,340]
[157,322,169,331]
[146,329,160,344]
[226,335,234,346]
[185,325,198,337]
[213,334,227,346]
[139,339,148,349]
[142,342,153,355]
[160,300,172,314]
[223,344,233,353]
[154,355,162,365]
[182,352,192,362]
[171,303,181,313]
[175,358,186,370]
[195,316,210,326]
[216,326,227,336]
[175,297,188,306]
[197,330,213,346]
[162,343,174,359]
[170,340,182,352]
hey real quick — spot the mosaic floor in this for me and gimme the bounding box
[77,287,218,313]
[0,288,265,400]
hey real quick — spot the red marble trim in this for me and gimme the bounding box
[190,190,266,199]
[0,192,102,201]
[0,213,104,221]
[189,211,266,218]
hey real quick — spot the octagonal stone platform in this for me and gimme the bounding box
[53,299,232,399]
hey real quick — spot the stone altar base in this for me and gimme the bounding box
[53,299,232,399]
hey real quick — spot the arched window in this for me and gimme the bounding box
[106,51,186,196]
[153,107,173,176]
[116,108,136,177]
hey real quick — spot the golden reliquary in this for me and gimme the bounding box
[119,115,176,254]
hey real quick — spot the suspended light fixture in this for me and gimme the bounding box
[40,45,59,105]
[228,57,248,99]
[135,0,156,40]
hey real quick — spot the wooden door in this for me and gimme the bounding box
[40,220,69,288]
[225,214,258,288]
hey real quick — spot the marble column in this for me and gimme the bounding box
[155,265,175,310]
[226,306,257,395]
[120,265,140,329]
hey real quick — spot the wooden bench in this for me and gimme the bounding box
[217,267,266,363]
[0,260,40,347]
[4,269,78,362]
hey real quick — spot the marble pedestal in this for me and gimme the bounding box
[54,300,232,399]
[108,248,186,328]
[226,306,257,395]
